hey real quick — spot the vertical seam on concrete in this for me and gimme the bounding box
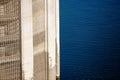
[19,0,23,79]
[45,0,49,80]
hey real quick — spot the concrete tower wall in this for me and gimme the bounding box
[0,0,59,80]
[47,0,60,80]
[32,0,60,80]
[32,0,47,80]
[47,0,57,80]
[21,0,33,79]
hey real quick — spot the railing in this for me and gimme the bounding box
[0,0,21,80]
[0,54,20,64]
[0,15,18,22]
[0,0,10,5]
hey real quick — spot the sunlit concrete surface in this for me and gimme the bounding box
[21,0,33,79]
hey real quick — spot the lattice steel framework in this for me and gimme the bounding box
[0,0,22,80]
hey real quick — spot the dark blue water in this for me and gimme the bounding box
[60,0,120,80]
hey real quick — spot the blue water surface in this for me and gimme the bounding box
[60,0,120,80]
